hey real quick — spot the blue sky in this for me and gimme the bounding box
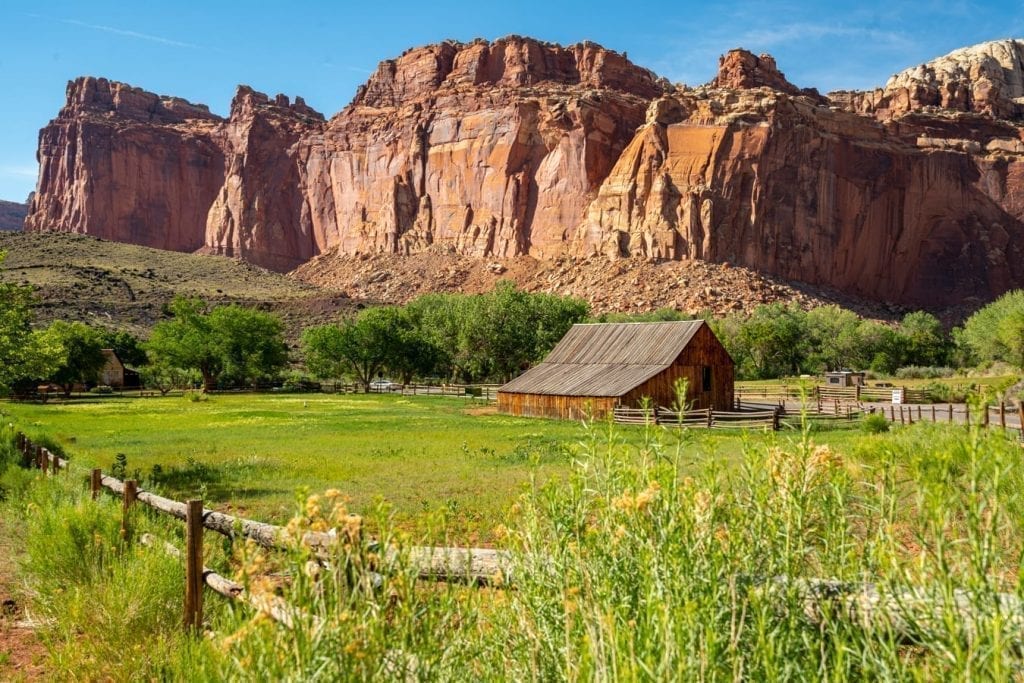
[1,0,1022,201]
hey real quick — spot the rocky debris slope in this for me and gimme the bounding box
[23,37,1024,309]
[292,245,890,319]
[0,200,27,231]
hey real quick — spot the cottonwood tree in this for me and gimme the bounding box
[41,321,107,395]
[0,253,63,392]
[959,290,1024,368]
[302,307,419,390]
[147,297,288,389]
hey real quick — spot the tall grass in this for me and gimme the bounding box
[6,414,1023,679]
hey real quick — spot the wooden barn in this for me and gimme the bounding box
[497,320,734,420]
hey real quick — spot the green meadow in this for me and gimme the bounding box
[4,392,871,541]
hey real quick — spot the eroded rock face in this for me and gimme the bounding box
[28,37,659,269]
[23,39,1024,307]
[831,39,1024,119]
[304,38,656,261]
[26,77,225,252]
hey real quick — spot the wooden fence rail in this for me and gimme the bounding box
[13,434,509,630]
[612,407,783,430]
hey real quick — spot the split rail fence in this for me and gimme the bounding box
[613,406,782,430]
[14,433,506,633]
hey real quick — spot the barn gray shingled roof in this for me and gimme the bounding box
[499,320,705,397]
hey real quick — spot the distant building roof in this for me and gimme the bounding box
[499,320,707,397]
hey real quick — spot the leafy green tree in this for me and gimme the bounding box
[208,305,288,387]
[0,254,64,392]
[804,305,862,372]
[147,298,222,390]
[301,324,351,382]
[147,298,287,389]
[897,311,949,367]
[42,321,107,395]
[97,328,148,367]
[302,307,405,390]
[735,303,809,379]
[960,291,1024,368]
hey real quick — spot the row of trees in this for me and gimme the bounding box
[303,282,590,388]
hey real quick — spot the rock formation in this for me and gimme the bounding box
[24,37,1024,307]
[830,39,1024,120]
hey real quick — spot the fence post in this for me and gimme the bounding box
[983,404,990,427]
[90,468,102,499]
[772,408,780,431]
[122,480,138,540]
[706,408,713,429]
[49,450,59,475]
[900,407,906,425]
[931,405,936,422]
[1019,404,1024,437]
[965,403,970,426]
[889,405,895,422]
[184,499,204,634]
[35,445,45,470]
[916,406,922,422]
[948,404,953,423]
[1000,401,1006,430]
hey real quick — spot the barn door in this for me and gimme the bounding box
[701,366,712,409]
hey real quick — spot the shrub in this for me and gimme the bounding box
[918,380,971,403]
[894,366,955,379]
[861,411,890,434]
[183,389,209,403]
[89,384,114,394]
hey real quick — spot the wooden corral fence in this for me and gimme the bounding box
[736,382,928,404]
[868,401,1024,441]
[14,433,507,633]
[16,431,1024,647]
[613,406,782,430]
[327,383,500,401]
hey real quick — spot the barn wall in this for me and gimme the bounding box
[620,325,734,411]
[497,393,618,420]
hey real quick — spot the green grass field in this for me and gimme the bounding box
[6,393,1024,678]
[2,393,873,542]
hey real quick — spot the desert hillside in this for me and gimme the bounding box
[0,232,353,338]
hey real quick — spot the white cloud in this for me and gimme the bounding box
[58,18,201,49]
[0,166,38,179]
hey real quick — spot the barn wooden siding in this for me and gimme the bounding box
[497,321,735,420]
[496,393,618,420]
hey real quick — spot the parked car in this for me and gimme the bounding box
[369,379,394,392]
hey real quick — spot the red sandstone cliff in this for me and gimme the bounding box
[24,38,1024,307]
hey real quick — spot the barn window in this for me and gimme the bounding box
[702,366,712,392]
